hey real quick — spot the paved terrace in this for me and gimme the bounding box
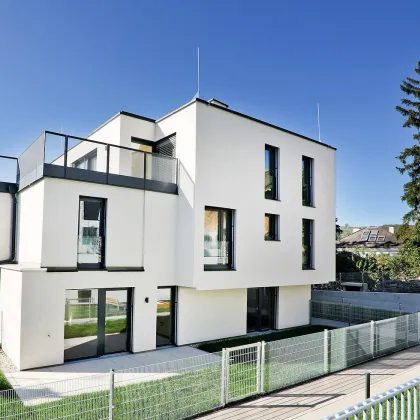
[200,344,420,420]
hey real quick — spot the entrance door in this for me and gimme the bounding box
[156,287,176,347]
[247,288,276,333]
[64,288,132,361]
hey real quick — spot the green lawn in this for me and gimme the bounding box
[196,325,332,353]
[64,318,126,339]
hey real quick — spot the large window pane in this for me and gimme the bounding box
[204,207,233,269]
[302,156,313,206]
[265,145,278,199]
[302,219,314,269]
[78,197,105,268]
[104,290,129,354]
[265,214,279,240]
[64,289,98,361]
[156,287,174,347]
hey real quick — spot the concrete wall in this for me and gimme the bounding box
[277,285,311,329]
[312,290,420,313]
[16,181,44,265]
[0,193,13,261]
[176,287,247,345]
[193,101,336,290]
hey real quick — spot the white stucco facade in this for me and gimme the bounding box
[0,98,336,370]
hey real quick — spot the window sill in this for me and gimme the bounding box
[302,267,316,270]
[265,239,281,242]
[204,266,236,272]
[265,197,281,202]
[302,203,315,208]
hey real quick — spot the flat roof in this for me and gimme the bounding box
[118,98,337,151]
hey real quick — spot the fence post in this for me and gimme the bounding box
[256,342,261,394]
[109,369,115,420]
[324,329,330,374]
[220,348,227,405]
[406,314,410,348]
[260,341,266,393]
[370,321,375,358]
[417,312,420,344]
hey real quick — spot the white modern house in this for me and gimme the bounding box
[0,97,336,370]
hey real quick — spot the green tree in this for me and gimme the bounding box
[336,218,342,240]
[396,61,420,245]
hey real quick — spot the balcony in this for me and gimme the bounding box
[17,131,178,194]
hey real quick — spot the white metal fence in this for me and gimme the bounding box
[0,312,419,419]
[324,376,420,419]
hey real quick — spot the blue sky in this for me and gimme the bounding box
[0,0,419,226]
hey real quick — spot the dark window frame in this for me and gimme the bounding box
[157,286,177,347]
[77,196,107,270]
[265,144,279,200]
[265,213,280,241]
[302,218,314,269]
[204,206,235,271]
[247,287,277,332]
[302,156,313,206]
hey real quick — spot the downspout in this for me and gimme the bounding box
[0,186,17,264]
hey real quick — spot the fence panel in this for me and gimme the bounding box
[225,343,261,403]
[113,352,223,419]
[265,331,325,392]
[0,373,110,419]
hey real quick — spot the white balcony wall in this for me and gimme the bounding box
[0,193,13,261]
[16,181,44,266]
[193,101,336,290]
[276,285,311,329]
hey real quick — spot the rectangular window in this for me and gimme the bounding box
[72,150,98,171]
[265,145,278,199]
[302,219,314,269]
[265,213,279,241]
[302,156,313,206]
[78,197,106,269]
[204,206,234,270]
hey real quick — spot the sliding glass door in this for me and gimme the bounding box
[247,287,276,333]
[156,287,176,347]
[64,288,132,361]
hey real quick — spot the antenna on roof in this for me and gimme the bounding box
[317,103,321,142]
[195,47,200,99]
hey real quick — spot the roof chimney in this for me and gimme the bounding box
[388,226,395,234]
[208,98,229,109]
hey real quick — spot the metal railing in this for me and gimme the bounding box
[17,131,178,190]
[0,312,419,419]
[324,376,420,419]
[311,299,408,325]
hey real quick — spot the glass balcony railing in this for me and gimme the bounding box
[0,155,18,185]
[16,131,178,193]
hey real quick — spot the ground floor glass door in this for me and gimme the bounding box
[156,287,176,347]
[64,288,132,361]
[247,287,276,333]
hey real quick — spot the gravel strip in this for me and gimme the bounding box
[0,351,18,373]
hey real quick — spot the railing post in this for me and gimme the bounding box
[365,372,371,399]
[220,349,227,406]
[417,312,420,344]
[63,135,69,178]
[256,342,261,394]
[106,145,110,184]
[109,369,115,420]
[260,341,266,393]
[406,314,410,348]
[324,329,330,374]
[371,320,375,358]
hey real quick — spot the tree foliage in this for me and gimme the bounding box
[396,61,420,246]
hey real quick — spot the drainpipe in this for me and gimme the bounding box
[0,186,18,264]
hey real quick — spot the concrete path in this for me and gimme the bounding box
[4,346,218,406]
[199,345,420,420]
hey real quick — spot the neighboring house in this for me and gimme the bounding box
[0,97,336,370]
[337,226,402,257]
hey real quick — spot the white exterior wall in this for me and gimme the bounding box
[16,181,44,265]
[0,193,13,261]
[193,101,335,290]
[41,177,177,272]
[1,268,157,370]
[176,287,246,345]
[0,269,23,369]
[276,285,311,329]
